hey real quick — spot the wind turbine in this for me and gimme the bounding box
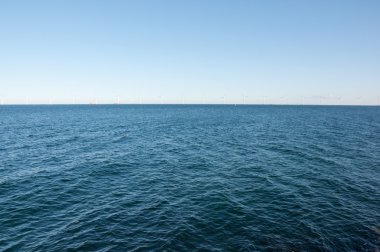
[262,96,267,105]
[337,96,342,105]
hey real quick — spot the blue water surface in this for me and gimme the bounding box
[0,105,379,251]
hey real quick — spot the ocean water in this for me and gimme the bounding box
[0,105,379,251]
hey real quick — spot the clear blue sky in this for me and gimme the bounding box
[1,0,379,104]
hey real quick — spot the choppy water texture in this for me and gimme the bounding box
[1,105,380,251]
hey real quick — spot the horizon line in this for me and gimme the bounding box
[1,103,379,107]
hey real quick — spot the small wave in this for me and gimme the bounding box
[0,167,50,185]
[113,135,128,143]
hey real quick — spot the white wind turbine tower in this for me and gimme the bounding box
[262,96,267,105]
[356,96,362,105]
[337,96,342,105]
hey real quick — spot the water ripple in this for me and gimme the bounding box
[0,105,379,251]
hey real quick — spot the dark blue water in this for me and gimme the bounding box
[0,105,379,251]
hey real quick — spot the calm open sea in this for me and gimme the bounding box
[0,105,379,251]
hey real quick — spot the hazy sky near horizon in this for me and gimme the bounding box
[1,0,380,104]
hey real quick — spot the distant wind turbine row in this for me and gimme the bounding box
[0,96,379,106]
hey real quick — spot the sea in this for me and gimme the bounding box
[0,105,379,251]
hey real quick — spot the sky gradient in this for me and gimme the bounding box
[1,0,380,105]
